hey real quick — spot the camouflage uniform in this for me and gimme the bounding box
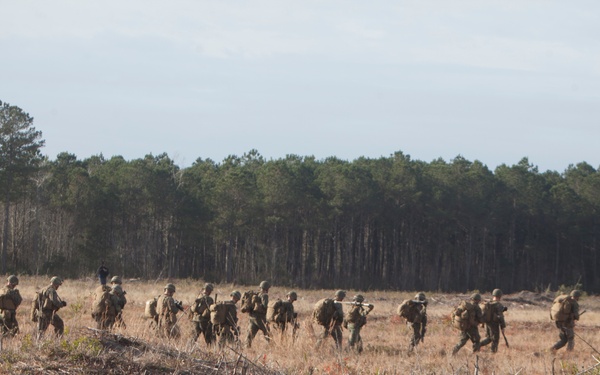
[38,277,67,337]
[246,281,271,348]
[0,275,23,337]
[480,289,506,353]
[157,284,182,339]
[216,291,241,349]
[94,287,122,330]
[409,292,428,350]
[344,295,374,353]
[110,276,127,328]
[274,292,299,339]
[316,290,346,350]
[452,293,483,355]
[552,290,581,351]
[191,283,215,345]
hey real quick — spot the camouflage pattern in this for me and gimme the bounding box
[0,281,23,336]
[451,297,483,355]
[38,283,66,337]
[344,301,373,353]
[246,290,270,347]
[94,289,122,330]
[157,293,181,339]
[316,295,345,350]
[192,291,215,345]
[480,300,506,352]
[552,294,580,351]
[409,294,427,350]
[215,292,240,349]
[111,284,127,328]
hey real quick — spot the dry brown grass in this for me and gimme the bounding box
[1,276,599,374]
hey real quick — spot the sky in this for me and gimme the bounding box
[1,1,599,173]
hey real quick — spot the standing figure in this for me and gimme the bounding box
[110,276,127,328]
[93,285,122,330]
[157,283,183,339]
[274,291,299,339]
[97,263,110,285]
[38,276,67,338]
[480,289,507,353]
[215,291,241,349]
[246,280,271,348]
[191,283,215,346]
[451,293,483,355]
[0,275,23,336]
[344,294,374,353]
[315,290,346,350]
[551,290,581,352]
[407,292,428,350]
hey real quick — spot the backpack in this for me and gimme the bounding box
[190,296,212,320]
[267,299,284,322]
[312,298,337,327]
[92,285,112,318]
[550,295,572,321]
[451,300,477,330]
[0,289,14,310]
[144,296,159,319]
[397,299,420,323]
[30,291,42,322]
[240,290,260,313]
[210,301,229,325]
[480,300,494,324]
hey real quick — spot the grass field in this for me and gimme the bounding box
[1,276,599,374]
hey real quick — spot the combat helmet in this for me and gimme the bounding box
[51,276,63,286]
[470,293,482,302]
[287,291,298,301]
[259,280,270,290]
[492,289,503,297]
[231,290,242,300]
[110,276,122,284]
[570,290,582,298]
[415,292,426,301]
[353,294,365,303]
[164,283,176,293]
[204,283,214,292]
[112,284,123,294]
[7,275,19,285]
[335,290,347,299]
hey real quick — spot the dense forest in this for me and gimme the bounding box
[2,102,600,292]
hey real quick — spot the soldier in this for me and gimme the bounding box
[97,262,110,285]
[94,285,122,330]
[316,290,346,350]
[38,276,67,338]
[191,283,215,346]
[216,290,241,349]
[246,280,271,348]
[156,283,183,339]
[344,294,374,353]
[408,292,428,351]
[551,290,581,352]
[110,276,127,328]
[276,291,299,338]
[451,293,483,355]
[480,289,507,353]
[0,275,23,336]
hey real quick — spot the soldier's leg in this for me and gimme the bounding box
[452,331,469,355]
[315,326,329,348]
[257,318,271,340]
[565,327,575,351]
[470,327,481,352]
[409,322,421,348]
[331,325,343,350]
[192,321,202,342]
[552,324,568,350]
[490,324,500,353]
[480,325,492,347]
[203,321,214,346]
[52,314,64,336]
[246,320,259,348]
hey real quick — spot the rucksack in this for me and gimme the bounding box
[397,299,420,323]
[550,295,572,321]
[30,291,42,322]
[0,289,14,310]
[480,300,494,324]
[209,301,236,325]
[240,290,260,313]
[312,298,337,327]
[451,300,477,330]
[92,285,112,318]
[190,296,212,320]
[144,296,159,319]
[267,299,284,322]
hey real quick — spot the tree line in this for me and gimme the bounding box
[1,101,599,293]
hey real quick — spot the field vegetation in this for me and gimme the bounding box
[1,276,599,374]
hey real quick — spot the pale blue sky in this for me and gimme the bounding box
[2,1,599,172]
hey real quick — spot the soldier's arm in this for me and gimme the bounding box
[572,301,580,320]
[12,289,23,307]
[48,289,63,309]
[262,294,269,310]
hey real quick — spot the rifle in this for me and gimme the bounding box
[501,328,509,348]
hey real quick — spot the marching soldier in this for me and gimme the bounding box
[344,294,374,353]
[157,283,183,339]
[316,290,346,350]
[0,275,23,336]
[451,293,483,355]
[216,290,241,349]
[408,292,428,351]
[191,283,215,345]
[38,276,67,338]
[94,285,122,330]
[551,290,581,352]
[246,280,271,348]
[480,289,507,353]
[110,276,127,328]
